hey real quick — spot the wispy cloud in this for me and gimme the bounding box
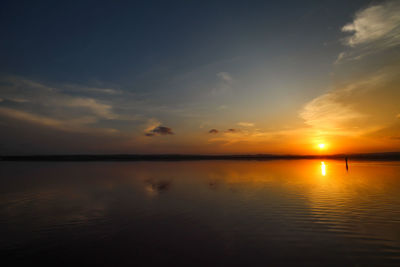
[7,98,29,103]
[217,105,228,110]
[237,122,254,127]
[225,128,239,133]
[342,1,400,47]
[64,98,117,120]
[299,91,363,132]
[0,76,141,134]
[299,70,395,136]
[206,126,303,148]
[334,52,346,65]
[338,1,400,62]
[212,72,234,95]
[217,72,233,83]
[0,107,117,134]
[63,84,122,95]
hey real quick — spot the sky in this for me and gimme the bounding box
[0,0,399,155]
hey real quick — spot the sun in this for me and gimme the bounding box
[318,143,325,149]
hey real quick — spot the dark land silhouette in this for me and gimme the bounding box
[1,152,400,161]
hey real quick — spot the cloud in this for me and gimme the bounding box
[237,122,254,127]
[8,98,29,103]
[145,126,174,137]
[63,84,122,95]
[0,107,117,134]
[144,118,161,132]
[152,126,174,135]
[212,72,234,95]
[338,1,400,62]
[0,76,128,136]
[64,98,117,120]
[217,72,233,83]
[364,120,400,142]
[342,1,400,47]
[206,126,299,148]
[299,91,363,131]
[209,129,219,134]
[0,76,142,132]
[299,70,395,136]
[217,105,228,110]
[334,52,346,65]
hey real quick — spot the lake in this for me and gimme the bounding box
[1,160,400,265]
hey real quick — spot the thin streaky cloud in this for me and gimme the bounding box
[299,70,396,136]
[217,72,233,83]
[212,72,234,95]
[238,122,255,127]
[341,1,400,47]
[64,98,117,120]
[0,76,142,123]
[338,1,400,62]
[0,107,118,134]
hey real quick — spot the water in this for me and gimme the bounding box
[1,160,400,265]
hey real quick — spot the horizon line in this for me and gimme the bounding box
[1,152,400,161]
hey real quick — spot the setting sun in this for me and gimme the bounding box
[318,144,325,149]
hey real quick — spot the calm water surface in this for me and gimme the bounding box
[1,160,400,265]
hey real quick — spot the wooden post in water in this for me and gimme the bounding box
[345,156,348,171]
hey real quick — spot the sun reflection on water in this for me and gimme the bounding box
[321,161,326,176]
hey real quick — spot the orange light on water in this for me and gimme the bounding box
[321,162,326,176]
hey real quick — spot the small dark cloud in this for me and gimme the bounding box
[209,129,219,134]
[153,126,174,135]
[145,126,174,137]
[225,128,238,133]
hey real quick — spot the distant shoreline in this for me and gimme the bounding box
[1,152,400,161]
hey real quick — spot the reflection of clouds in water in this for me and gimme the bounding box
[208,180,218,190]
[145,178,172,196]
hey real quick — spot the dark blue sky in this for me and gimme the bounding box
[0,0,370,85]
